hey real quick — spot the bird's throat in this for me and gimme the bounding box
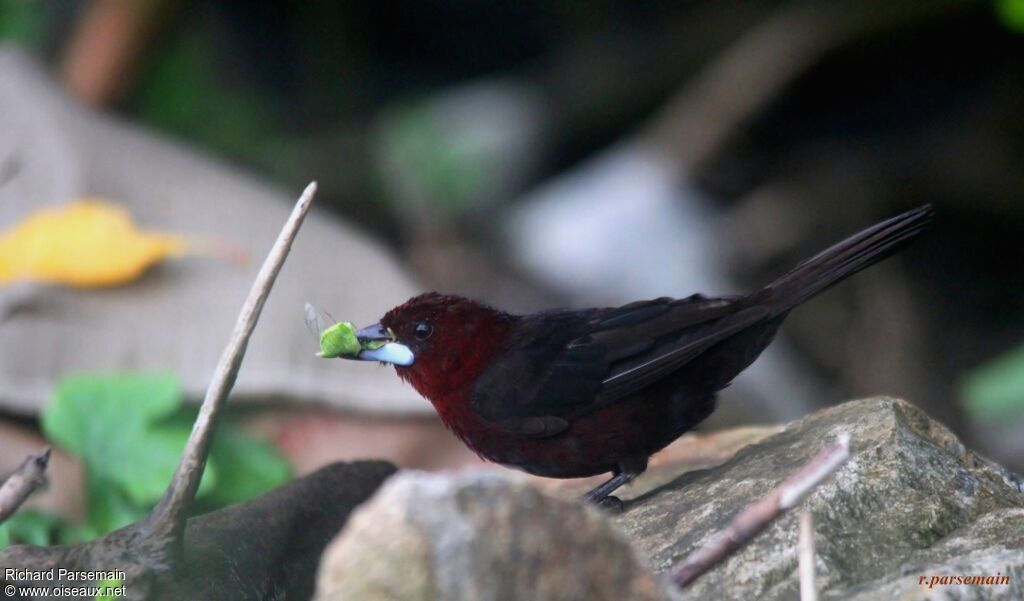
[395,316,512,439]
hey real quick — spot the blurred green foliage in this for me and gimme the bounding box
[134,29,280,166]
[0,0,45,48]
[961,343,1024,421]
[376,100,488,214]
[95,579,123,601]
[996,0,1024,33]
[93,577,121,601]
[4,509,76,546]
[44,375,217,512]
[0,374,290,549]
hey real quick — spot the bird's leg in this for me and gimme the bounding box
[583,457,648,510]
[583,472,638,508]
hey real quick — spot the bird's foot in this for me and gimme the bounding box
[582,470,639,511]
[583,490,625,512]
[594,495,624,513]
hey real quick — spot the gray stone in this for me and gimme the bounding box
[617,397,1024,600]
[310,398,1023,600]
[0,48,425,416]
[839,508,1024,601]
[314,471,672,601]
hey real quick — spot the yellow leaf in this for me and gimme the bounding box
[0,200,187,288]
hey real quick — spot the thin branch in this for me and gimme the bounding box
[798,510,818,601]
[671,433,850,589]
[145,182,318,547]
[0,447,51,524]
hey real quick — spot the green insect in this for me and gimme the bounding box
[304,303,386,358]
[317,320,362,358]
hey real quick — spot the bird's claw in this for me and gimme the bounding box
[588,495,624,513]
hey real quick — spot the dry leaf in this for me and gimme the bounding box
[0,200,186,288]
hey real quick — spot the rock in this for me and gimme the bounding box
[841,508,1024,601]
[295,398,1024,601]
[313,471,671,601]
[616,397,1024,600]
[166,460,398,601]
[311,398,1023,600]
[0,48,424,416]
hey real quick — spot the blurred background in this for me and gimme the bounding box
[1,0,1022,545]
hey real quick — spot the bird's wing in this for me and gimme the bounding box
[592,304,768,405]
[469,308,598,436]
[471,295,764,437]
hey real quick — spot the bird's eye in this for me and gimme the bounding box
[412,321,434,340]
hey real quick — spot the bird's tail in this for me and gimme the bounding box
[758,205,934,316]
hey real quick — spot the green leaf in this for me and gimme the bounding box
[960,342,1024,421]
[58,522,102,545]
[43,373,181,456]
[116,425,218,505]
[85,476,149,535]
[42,373,216,510]
[204,423,291,507]
[36,373,288,541]
[2,509,96,546]
[0,523,9,549]
[95,579,123,601]
[3,510,67,546]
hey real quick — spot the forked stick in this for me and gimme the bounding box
[671,433,850,589]
[145,182,317,547]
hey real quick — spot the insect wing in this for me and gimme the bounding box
[304,302,331,342]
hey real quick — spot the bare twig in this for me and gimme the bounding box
[145,182,318,547]
[798,510,818,601]
[671,433,850,589]
[0,447,51,524]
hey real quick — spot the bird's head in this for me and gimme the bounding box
[352,292,512,401]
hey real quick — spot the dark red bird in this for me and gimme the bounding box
[341,206,932,504]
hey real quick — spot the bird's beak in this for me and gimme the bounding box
[351,323,415,366]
